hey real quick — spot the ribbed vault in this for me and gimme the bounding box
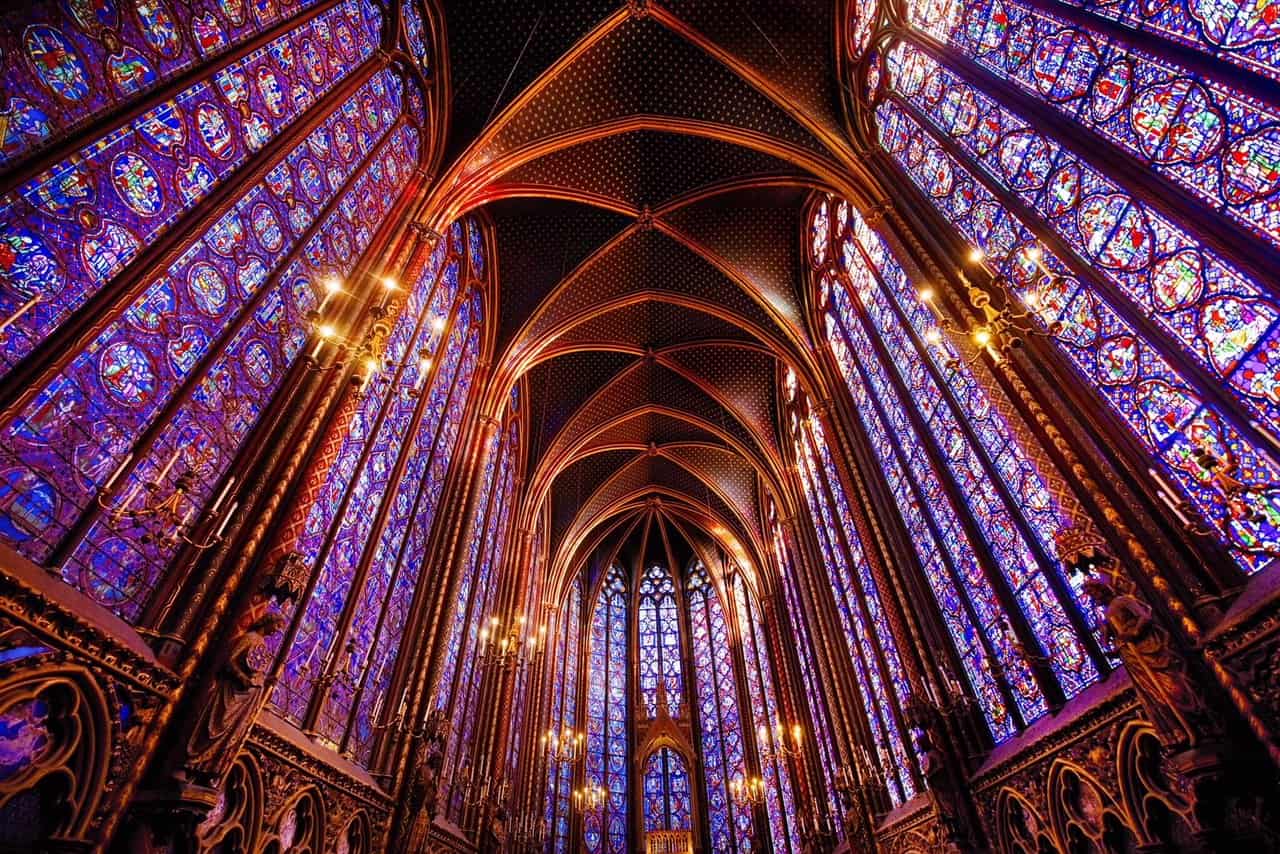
[426,0,874,602]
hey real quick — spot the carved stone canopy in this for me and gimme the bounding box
[636,680,695,764]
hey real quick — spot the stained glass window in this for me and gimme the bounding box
[441,406,519,818]
[507,499,540,780]
[545,577,582,854]
[873,0,1280,573]
[643,748,693,833]
[0,0,361,169]
[0,15,419,622]
[402,1,431,75]
[268,220,474,734]
[638,563,683,718]
[734,575,800,854]
[0,0,384,372]
[787,400,916,803]
[771,512,841,823]
[688,562,752,851]
[39,79,416,622]
[812,192,1108,740]
[0,0,453,772]
[586,565,628,854]
[431,385,500,721]
[339,292,482,763]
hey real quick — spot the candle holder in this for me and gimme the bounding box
[95,450,238,552]
[461,767,510,811]
[307,638,361,695]
[797,806,839,852]
[542,725,585,766]
[914,244,1060,368]
[730,773,767,809]
[509,811,548,851]
[364,347,438,399]
[756,720,805,763]
[574,780,610,815]
[477,613,546,671]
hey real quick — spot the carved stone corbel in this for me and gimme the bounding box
[1058,529,1250,845]
[903,693,980,853]
[396,707,450,854]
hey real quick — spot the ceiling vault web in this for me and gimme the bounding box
[426,0,873,597]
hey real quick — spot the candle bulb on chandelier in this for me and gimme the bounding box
[1157,490,1193,526]
[360,357,379,393]
[377,276,399,310]
[214,502,237,540]
[0,292,42,334]
[209,476,235,515]
[102,452,133,492]
[156,448,181,482]
[917,286,945,322]
[967,245,995,277]
[311,323,336,359]
[414,355,431,391]
[1147,467,1179,499]
[318,276,342,313]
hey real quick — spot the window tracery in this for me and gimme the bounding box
[734,574,800,853]
[769,508,842,822]
[786,394,917,802]
[809,187,1114,743]
[0,0,368,170]
[585,564,628,854]
[870,0,1280,572]
[687,562,752,851]
[269,220,481,755]
[638,563,683,719]
[438,396,519,816]
[0,34,423,624]
[544,576,582,854]
[643,747,693,833]
[0,0,385,373]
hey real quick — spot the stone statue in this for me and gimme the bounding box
[402,708,449,853]
[1082,572,1216,750]
[182,608,287,784]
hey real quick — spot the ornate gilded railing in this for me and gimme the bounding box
[645,829,693,854]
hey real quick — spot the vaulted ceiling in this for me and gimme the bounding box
[420,0,878,600]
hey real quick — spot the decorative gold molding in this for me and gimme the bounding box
[0,547,178,695]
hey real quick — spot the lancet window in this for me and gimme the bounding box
[544,576,582,854]
[864,0,1280,573]
[585,565,629,854]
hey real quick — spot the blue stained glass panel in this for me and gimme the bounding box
[887,44,1280,438]
[644,748,692,832]
[0,1,385,374]
[792,412,916,802]
[735,577,800,854]
[2,68,404,586]
[62,120,419,621]
[826,201,1099,699]
[876,99,1280,571]
[688,563,751,851]
[638,563,683,718]
[545,578,582,854]
[0,0,349,168]
[913,0,1280,248]
[586,566,627,854]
